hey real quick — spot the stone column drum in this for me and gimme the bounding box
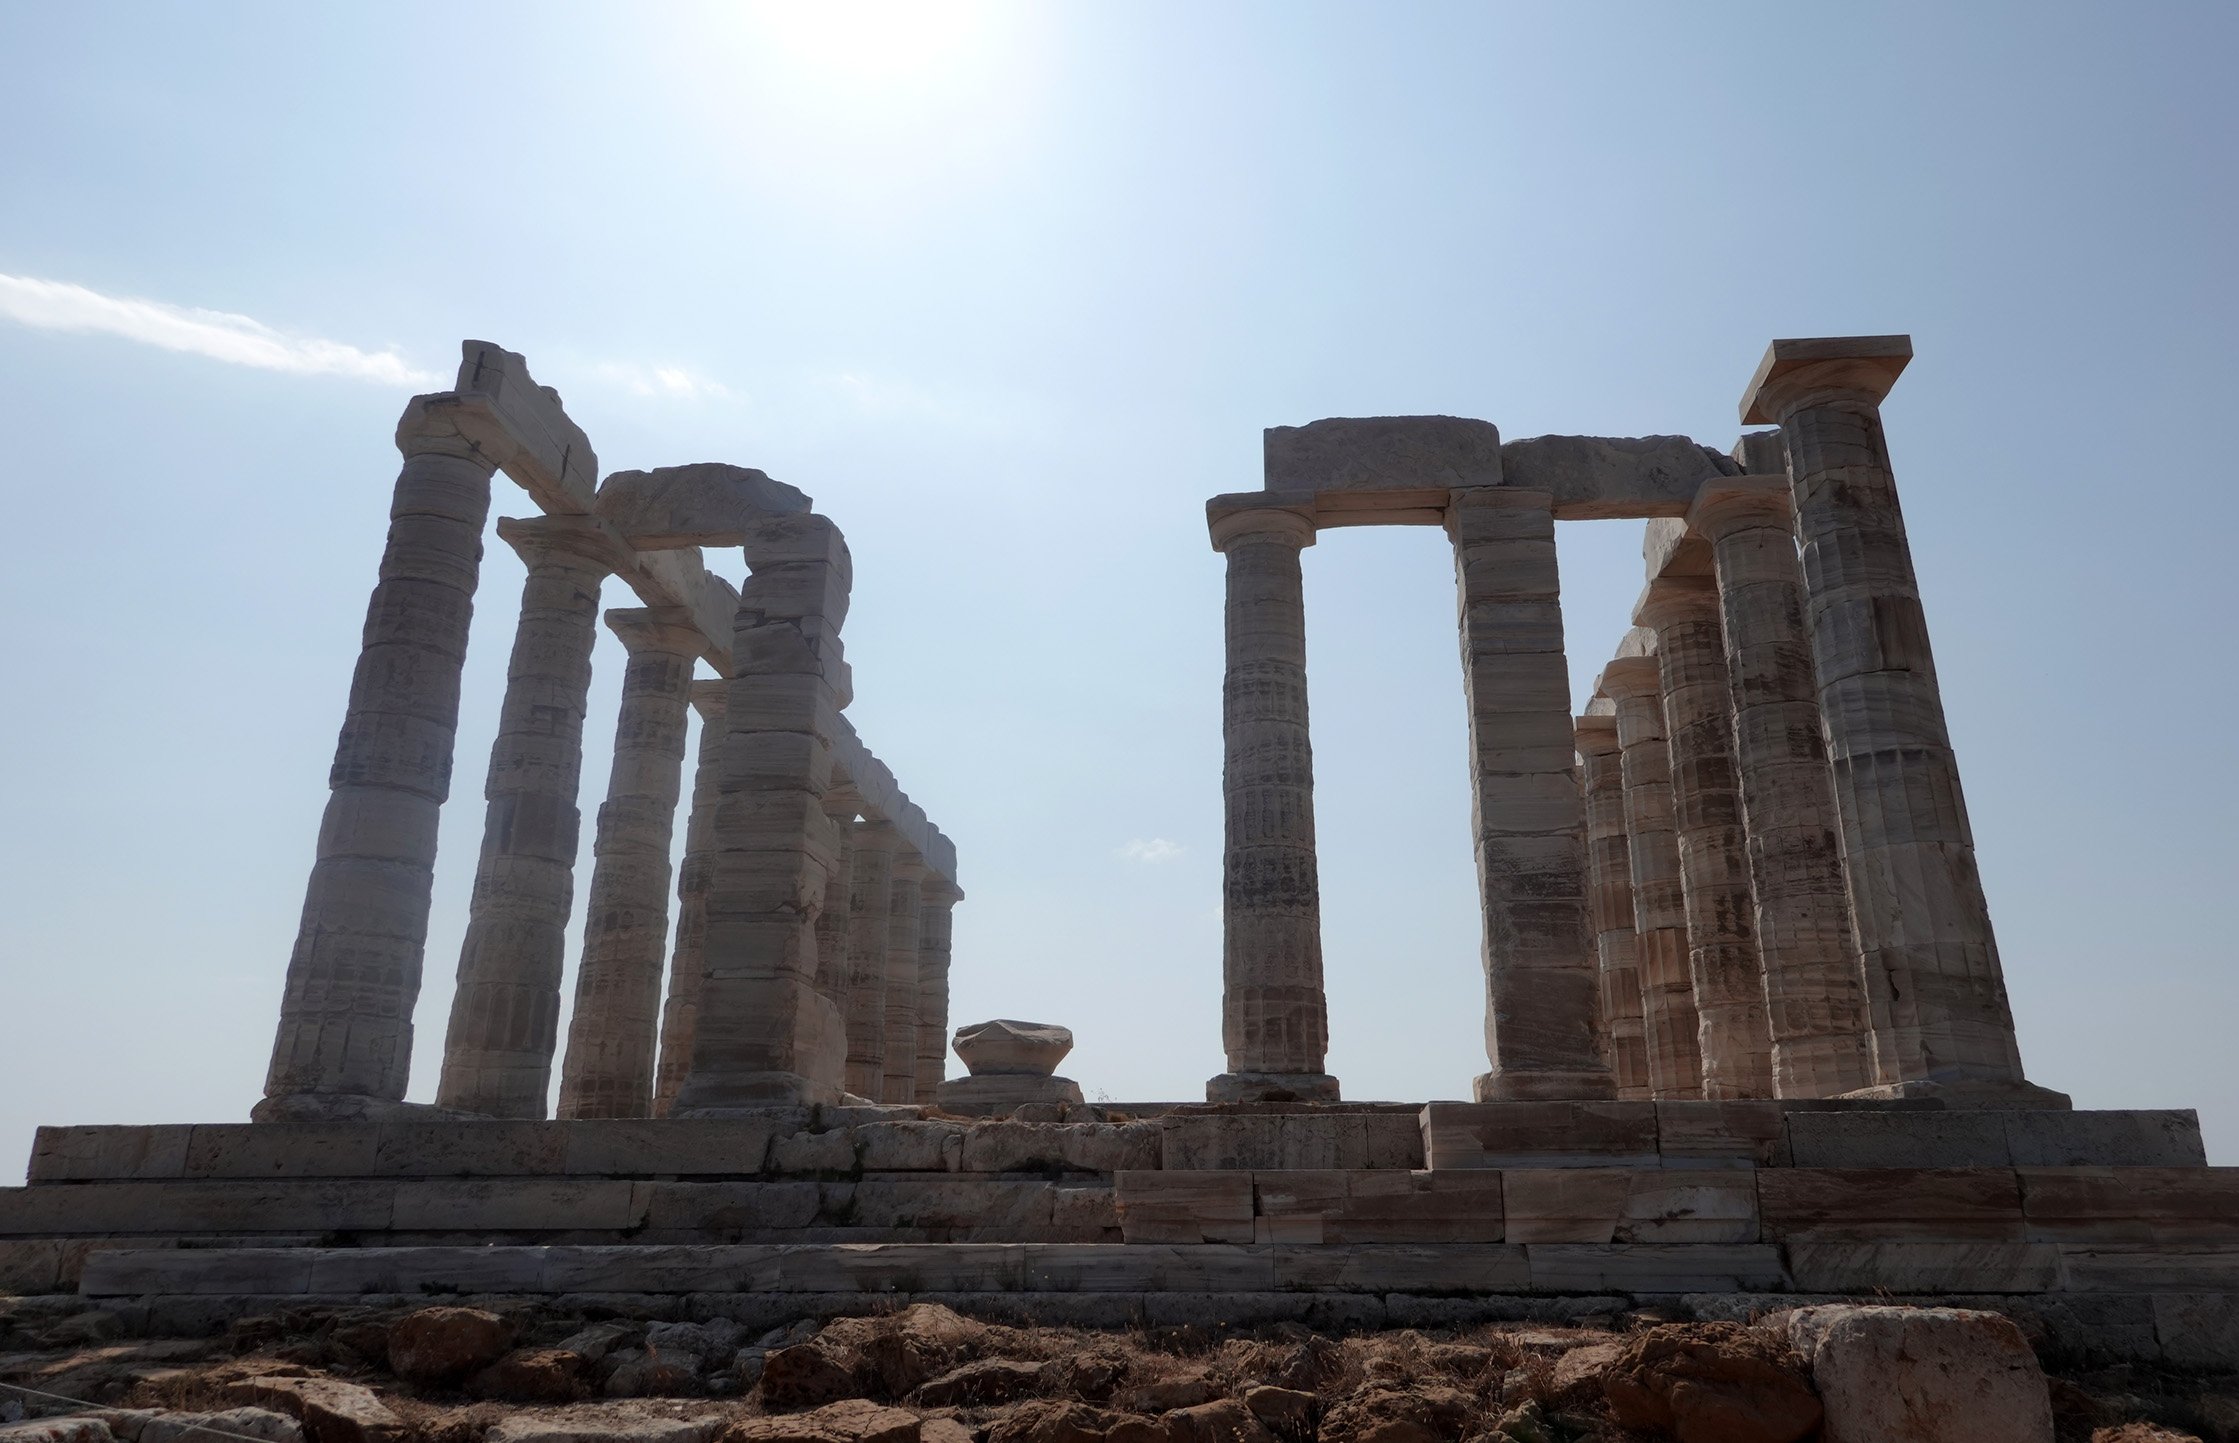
[652,680,726,1117]
[1209,508,1338,1102]
[259,401,499,1121]
[1449,488,1613,1101]
[1599,657,1704,1099]
[1741,336,2062,1104]
[435,516,619,1118]
[916,879,963,1099]
[1691,477,1881,1096]
[880,855,928,1104]
[1576,715,1651,1100]
[842,820,899,1100]
[674,514,854,1112]
[1636,578,1774,1098]
[812,793,860,1013]
[554,608,705,1120]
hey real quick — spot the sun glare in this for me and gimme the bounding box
[746,0,992,86]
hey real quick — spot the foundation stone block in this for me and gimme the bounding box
[1421,1102,1658,1169]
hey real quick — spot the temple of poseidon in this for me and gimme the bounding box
[3,335,2233,1368]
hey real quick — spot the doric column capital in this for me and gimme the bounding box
[606,606,707,658]
[1739,335,1912,425]
[496,514,631,576]
[394,394,497,466]
[891,851,930,885]
[1688,474,1794,542]
[852,818,902,854]
[1210,504,1316,553]
[1597,654,1664,702]
[1632,575,1721,632]
[922,877,965,906]
[822,785,864,823]
[1574,714,1622,758]
[688,679,728,722]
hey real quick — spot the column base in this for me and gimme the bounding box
[671,1071,850,1113]
[1472,1069,1618,1103]
[1841,1074,2073,1110]
[251,1092,452,1125]
[934,1074,1086,1116]
[1206,1071,1341,1103]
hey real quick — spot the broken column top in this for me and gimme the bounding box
[1740,334,1913,425]
[952,1019,1073,1077]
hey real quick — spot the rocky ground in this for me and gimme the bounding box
[0,1298,2232,1443]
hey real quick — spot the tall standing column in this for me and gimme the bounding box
[1599,658,1704,1099]
[436,516,619,1117]
[259,402,497,1121]
[1741,336,2062,1104]
[555,608,705,1120]
[915,879,963,1100]
[652,680,726,1116]
[1692,478,1881,1096]
[880,856,927,1103]
[813,790,861,1015]
[1208,507,1338,1102]
[1450,488,1613,1101]
[1576,716,1651,1100]
[1636,578,1774,1099]
[842,820,899,1099]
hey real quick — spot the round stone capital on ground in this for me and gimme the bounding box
[953,1018,1072,1076]
[605,606,708,658]
[1210,508,1316,553]
[1597,655,1664,702]
[1631,575,1720,632]
[933,1071,1084,1114]
[1206,1070,1341,1103]
[1574,714,1621,757]
[1687,474,1794,541]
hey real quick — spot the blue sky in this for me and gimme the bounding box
[2,2,2233,1168]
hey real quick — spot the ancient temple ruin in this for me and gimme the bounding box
[2,336,2232,1371]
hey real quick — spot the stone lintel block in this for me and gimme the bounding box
[1739,334,1914,424]
[1114,1170,1254,1243]
[1757,1169,2026,1241]
[1655,1101,1789,1167]
[27,1125,195,1183]
[1273,1243,1528,1292]
[1251,1169,1505,1244]
[1524,1243,1786,1293]
[1421,1102,1660,1170]
[1264,416,1502,495]
[1783,1240,2064,1294]
[1503,1168,1758,1244]
[451,342,600,512]
[2017,1166,2239,1243]
[1642,518,1714,583]
[594,462,811,549]
[1502,435,1738,520]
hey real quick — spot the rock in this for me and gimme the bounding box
[1546,1341,1624,1403]
[759,1321,822,1351]
[1419,1346,1493,1380]
[1601,1325,1818,1443]
[140,1411,303,1443]
[601,1349,700,1399]
[487,1418,724,1443]
[1319,1386,1479,1443]
[0,1424,117,1443]
[732,1349,769,1391]
[1484,1402,1566,1443]
[1061,1352,1130,1403]
[556,1323,641,1365]
[1117,1378,1215,1414]
[723,1401,921,1443]
[2093,1428,2205,1442]
[985,1403,1112,1443]
[1243,1388,1316,1436]
[953,1020,1073,1075]
[1784,1305,2053,1443]
[646,1321,748,1369]
[1267,1338,1347,1394]
[385,1307,515,1386]
[223,1377,404,1443]
[911,1360,1049,1407]
[761,1341,864,1408]
[1103,1419,1165,1443]
[919,1424,972,1443]
[850,1305,988,1398]
[41,1315,125,1347]
[467,1347,589,1404]
[1165,1401,1274,1443]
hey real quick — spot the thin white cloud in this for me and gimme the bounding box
[0,272,436,385]
[592,361,737,401]
[1119,838,1185,864]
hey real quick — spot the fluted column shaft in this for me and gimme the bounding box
[813,794,860,1013]
[842,820,899,1099]
[915,880,963,1099]
[880,858,928,1103]
[1210,508,1337,1102]
[555,609,704,1120]
[652,681,726,1116]
[1747,344,2046,1097]
[1601,658,1704,1099]
[260,409,497,1120]
[1577,716,1650,1100]
[1693,479,1880,1096]
[436,517,616,1118]
[1450,489,1612,1102]
[1639,580,1773,1099]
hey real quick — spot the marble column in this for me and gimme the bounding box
[674,514,854,1112]
[1576,715,1651,1100]
[813,790,861,1015]
[554,607,705,1120]
[1450,488,1613,1101]
[1636,578,1774,1099]
[842,820,899,1099]
[1741,336,2062,1104]
[1208,507,1338,1103]
[652,680,726,1117]
[881,856,928,1103]
[258,403,498,1121]
[1691,477,1881,1096]
[436,516,619,1118]
[916,879,963,1100]
[1599,657,1704,1099]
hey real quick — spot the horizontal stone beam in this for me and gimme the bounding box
[831,713,958,887]
[448,341,601,514]
[597,463,812,549]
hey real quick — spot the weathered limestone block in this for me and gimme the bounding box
[1758,1168,2026,1240]
[1783,1241,2064,1293]
[1783,1304,2054,1443]
[451,341,600,514]
[1654,1100,1789,1166]
[958,1121,1162,1174]
[1691,478,1880,1097]
[842,821,899,1100]
[1636,576,1772,1099]
[1449,490,1611,1102]
[593,462,811,549]
[1209,509,1336,1102]
[881,858,928,1104]
[653,682,728,1117]
[1420,1101,1659,1170]
[438,516,628,1119]
[915,881,963,1100]
[1113,1171,1255,1243]
[260,404,500,1120]
[1577,717,1650,1099]
[1502,1168,1758,1244]
[1786,1109,2012,1168]
[1497,434,1737,518]
[1522,1243,1785,1292]
[639,1181,824,1233]
[1161,1110,1424,1170]
[2017,1166,2239,1242]
[557,609,706,1120]
[1599,657,1703,1100]
[1741,336,2061,1107]
[1252,1170,1506,1244]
